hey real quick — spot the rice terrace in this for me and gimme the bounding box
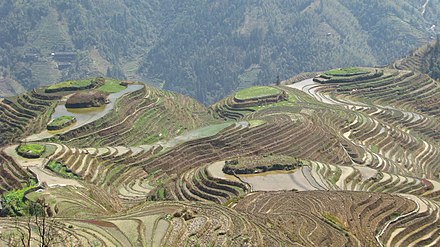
[1,57,440,245]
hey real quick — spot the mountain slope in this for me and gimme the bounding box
[392,37,440,79]
[0,64,439,245]
[0,0,439,104]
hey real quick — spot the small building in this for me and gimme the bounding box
[51,52,77,62]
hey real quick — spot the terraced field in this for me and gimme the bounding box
[0,69,439,246]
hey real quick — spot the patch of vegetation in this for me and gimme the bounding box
[223,196,245,207]
[46,79,95,91]
[324,67,369,76]
[46,160,79,179]
[0,181,38,216]
[330,168,342,185]
[248,120,266,128]
[16,143,46,158]
[235,86,281,100]
[322,212,348,233]
[47,116,76,130]
[157,188,165,200]
[224,155,303,175]
[191,122,233,138]
[98,79,127,93]
[370,144,379,153]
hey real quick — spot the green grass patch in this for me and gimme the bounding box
[157,188,165,200]
[46,160,79,179]
[191,122,232,138]
[16,143,46,158]
[322,212,348,233]
[46,79,94,90]
[370,144,379,153]
[324,67,369,76]
[1,181,38,216]
[47,116,75,128]
[330,167,342,185]
[98,79,127,93]
[248,120,266,128]
[235,86,281,100]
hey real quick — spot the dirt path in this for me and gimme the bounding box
[28,166,82,188]
[422,0,430,16]
[375,194,421,247]
[2,145,82,188]
[287,78,338,105]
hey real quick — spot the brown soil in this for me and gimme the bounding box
[66,91,109,108]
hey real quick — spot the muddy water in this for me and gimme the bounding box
[207,161,322,191]
[52,84,144,130]
[206,161,240,182]
[25,84,144,141]
[238,166,319,191]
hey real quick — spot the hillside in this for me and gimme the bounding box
[0,63,439,246]
[0,0,439,104]
[392,37,440,79]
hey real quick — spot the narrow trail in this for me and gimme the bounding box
[375,195,420,247]
[422,0,430,16]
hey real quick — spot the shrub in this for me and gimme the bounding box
[46,160,79,179]
[0,181,38,216]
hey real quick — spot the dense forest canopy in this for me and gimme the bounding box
[0,0,438,103]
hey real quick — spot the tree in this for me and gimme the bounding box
[0,199,78,247]
[275,75,281,85]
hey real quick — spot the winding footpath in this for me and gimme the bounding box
[375,196,420,247]
[422,0,430,16]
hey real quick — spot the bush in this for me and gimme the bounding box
[46,160,79,179]
[0,181,38,216]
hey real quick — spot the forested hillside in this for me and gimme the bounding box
[0,0,438,103]
[392,36,440,79]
